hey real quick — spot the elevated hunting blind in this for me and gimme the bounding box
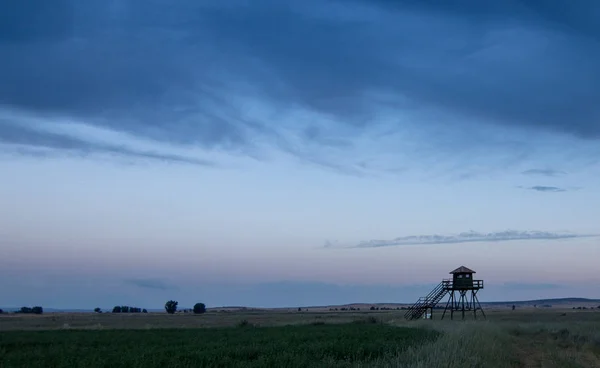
[404,265,485,321]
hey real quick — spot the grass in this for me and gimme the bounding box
[3,308,600,367]
[0,323,438,368]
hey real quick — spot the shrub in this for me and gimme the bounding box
[193,303,206,314]
[94,308,102,313]
[165,300,178,314]
[142,309,148,313]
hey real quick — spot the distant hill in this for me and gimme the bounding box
[482,298,600,306]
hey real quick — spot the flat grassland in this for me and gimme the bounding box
[2,308,600,367]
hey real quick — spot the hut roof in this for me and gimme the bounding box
[450,266,476,274]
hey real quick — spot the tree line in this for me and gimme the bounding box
[91,301,206,314]
[0,306,44,314]
[0,301,208,315]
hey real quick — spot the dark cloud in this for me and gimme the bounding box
[523,186,567,192]
[329,230,588,248]
[0,122,215,166]
[125,278,177,291]
[0,0,74,43]
[0,0,599,163]
[522,169,566,177]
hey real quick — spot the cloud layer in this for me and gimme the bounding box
[327,230,590,249]
[1,0,599,172]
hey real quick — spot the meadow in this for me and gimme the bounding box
[2,307,600,367]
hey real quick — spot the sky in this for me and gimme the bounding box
[1,0,600,310]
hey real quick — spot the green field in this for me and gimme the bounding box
[0,322,437,368]
[2,308,600,367]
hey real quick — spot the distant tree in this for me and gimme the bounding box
[32,306,43,314]
[165,300,178,314]
[297,307,302,312]
[19,307,33,314]
[194,303,206,314]
[0,308,3,314]
[121,306,130,313]
[142,309,148,313]
[112,306,122,313]
[512,305,516,311]
[94,307,102,313]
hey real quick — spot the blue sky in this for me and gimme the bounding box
[1,0,600,309]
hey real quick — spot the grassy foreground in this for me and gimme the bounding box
[0,321,438,368]
[3,309,600,367]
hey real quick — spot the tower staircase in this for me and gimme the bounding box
[404,280,450,320]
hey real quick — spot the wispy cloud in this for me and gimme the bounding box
[521,169,566,177]
[328,230,589,249]
[125,278,177,291]
[520,185,567,193]
[0,113,216,166]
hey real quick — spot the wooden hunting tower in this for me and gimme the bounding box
[404,265,485,321]
[441,265,485,320]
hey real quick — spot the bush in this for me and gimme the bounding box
[112,306,145,313]
[17,306,43,314]
[193,303,206,314]
[0,308,3,314]
[165,300,178,314]
[94,308,102,313]
[142,309,148,313]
